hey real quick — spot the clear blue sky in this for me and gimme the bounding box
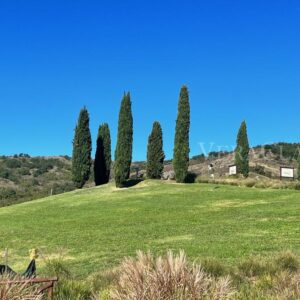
[0,0,299,160]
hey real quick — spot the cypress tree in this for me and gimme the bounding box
[298,156,300,180]
[94,123,111,185]
[173,85,190,183]
[235,121,250,177]
[146,121,165,179]
[72,107,92,188]
[114,92,133,187]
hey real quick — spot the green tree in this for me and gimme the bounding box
[146,121,165,179]
[173,85,190,183]
[114,92,133,187]
[235,121,250,177]
[298,155,300,180]
[72,107,92,188]
[94,123,111,185]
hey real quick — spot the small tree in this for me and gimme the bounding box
[72,107,92,188]
[235,121,250,177]
[298,155,300,180]
[173,85,190,183]
[114,92,133,187]
[146,121,165,179]
[94,123,111,185]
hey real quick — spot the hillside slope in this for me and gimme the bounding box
[1,142,299,205]
[0,155,75,206]
[0,180,299,277]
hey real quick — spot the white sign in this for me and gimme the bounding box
[280,167,294,179]
[229,165,237,175]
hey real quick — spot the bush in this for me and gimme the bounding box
[276,251,299,272]
[244,179,256,188]
[5,159,22,168]
[0,187,17,200]
[17,167,31,176]
[110,251,234,300]
[200,257,228,277]
[237,257,270,278]
[0,168,11,179]
[54,279,92,300]
[185,172,197,183]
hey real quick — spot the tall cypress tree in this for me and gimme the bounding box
[72,107,92,188]
[298,156,300,180]
[114,92,133,187]
[235,121,250,177]
[146,121,165,179]
[173,85,190,183]
[94,123,111,185]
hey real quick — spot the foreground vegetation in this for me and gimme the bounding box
[2,250,299,299]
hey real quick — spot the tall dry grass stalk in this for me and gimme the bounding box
[110,250,234,300]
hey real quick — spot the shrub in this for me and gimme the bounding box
[237,257,270,278]
[5,159,22,168]
[276,251,299,272]
[17,167,31,176]
[54,279,92,300]
[88,269,119,294]
[0,187,17,200]
[44,258,72,279]
[0,168,11,179]
[185,172,197,183]
[244,179,256,188]
[110,250,234,300]
[200,257,228,277]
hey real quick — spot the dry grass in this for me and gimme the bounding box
[0,275,42,300]
[110,250,234,300]
[196,176,300,190]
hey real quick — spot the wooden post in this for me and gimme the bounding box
[4,248,8,273]
[48,285,53,300]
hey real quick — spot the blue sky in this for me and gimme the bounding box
[0,0,299,160]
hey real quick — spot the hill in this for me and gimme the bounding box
[0,180,298,277]
[0,154,75,206]
[1,142,299,206]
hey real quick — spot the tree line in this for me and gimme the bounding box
[71,85,298,189]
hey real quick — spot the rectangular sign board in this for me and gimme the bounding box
[229,165,237,176]
[280,167,294,179]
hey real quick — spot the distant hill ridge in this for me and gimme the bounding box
[1,142,299,206]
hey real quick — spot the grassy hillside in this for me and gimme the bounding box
[1,142,299,205]
[0,180,299,278]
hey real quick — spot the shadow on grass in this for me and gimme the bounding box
[121,179,144,188]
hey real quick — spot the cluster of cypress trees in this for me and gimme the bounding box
[71,85,253,189]
[71,110,112,189]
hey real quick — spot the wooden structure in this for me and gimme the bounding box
[0,277,58,300]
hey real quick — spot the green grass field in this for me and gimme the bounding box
[0,180,299,277]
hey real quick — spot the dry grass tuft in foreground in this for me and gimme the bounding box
[0,275,42,300]
[110,250,234,300]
